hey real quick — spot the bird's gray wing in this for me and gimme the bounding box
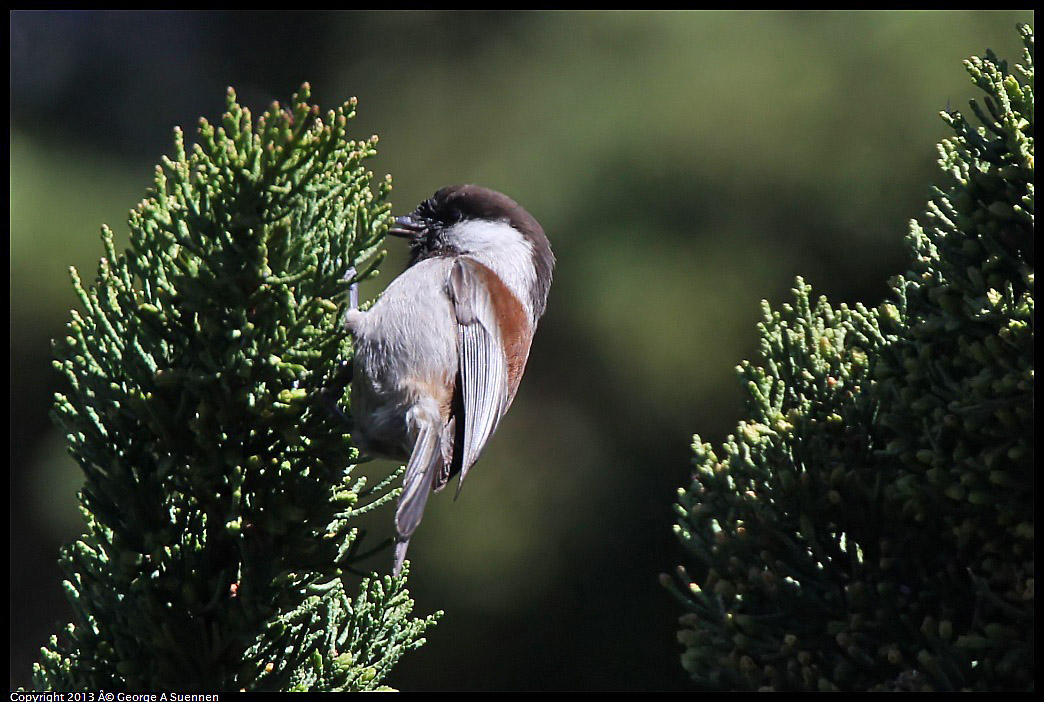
[448,257,510,492]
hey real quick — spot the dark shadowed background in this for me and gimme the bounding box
[9,10,1033,691]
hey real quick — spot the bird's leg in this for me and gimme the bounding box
[337,264,361,326]
[346,266,359,318]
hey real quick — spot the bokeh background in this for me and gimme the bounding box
[10,10,1033,691]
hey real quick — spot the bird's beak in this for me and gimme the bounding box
[387,214,427,239]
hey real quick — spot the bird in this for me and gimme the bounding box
[341,185,554,575]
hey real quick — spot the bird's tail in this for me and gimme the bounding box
[393,419,442,576]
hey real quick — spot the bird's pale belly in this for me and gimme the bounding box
[349,353,415,460]
[348,266,459,461]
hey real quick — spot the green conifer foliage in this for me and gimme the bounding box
[668,26,1033,691]
[34,85,439,692]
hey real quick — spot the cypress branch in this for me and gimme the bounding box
[669,25,1033,692]
[34,85,439,693]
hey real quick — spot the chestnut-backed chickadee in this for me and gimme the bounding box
[342,185,554,575]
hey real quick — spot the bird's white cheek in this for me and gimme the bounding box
[447,220,538,320]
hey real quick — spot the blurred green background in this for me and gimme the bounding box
[9,10,1033,691]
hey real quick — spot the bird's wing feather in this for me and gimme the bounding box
[393,418,442,575]
[448,258,510,491]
